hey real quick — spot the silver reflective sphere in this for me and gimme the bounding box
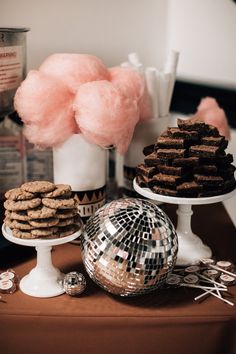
[81,198,178,296]
[63,272,86,296]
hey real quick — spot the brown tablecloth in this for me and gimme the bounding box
[0,203,236,354]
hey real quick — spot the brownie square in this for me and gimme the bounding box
[151,185,178,197]
[136,164,157,178]
[201,136,228,150]
[177,181,202,195]
[215,154,234,166]
[143,144,155,156]
[144,152,171,167]
[177,118,206,132]
[144,152,171,166]
[156,136,185,149]
[218,164,236,179]
[199,189,223,197]
[193,165,218,175]
[156,149,186,159]
[189,145,220,158]
[172,157,199,167]
[144,152,158,166]
[136,174,149,188]
[222,178,236,193]
[157,165,187,176]
[201,124,220,137]
[201,136,225,146]
[167,127,199,141]
[194,174,224,186]
[148,173,184,188]
[177,119,219,137]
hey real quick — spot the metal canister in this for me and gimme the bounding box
[0,27,29,116]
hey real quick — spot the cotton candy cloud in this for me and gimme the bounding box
[73,80,139,153]
[192,97,231,140]
[14,53,152,153]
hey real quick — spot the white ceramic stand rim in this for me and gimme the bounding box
[133,179,236,266]
[2,224,82,298]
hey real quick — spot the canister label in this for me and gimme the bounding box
[0,45,23,92]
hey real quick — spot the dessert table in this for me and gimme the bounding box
[0,202,235,354]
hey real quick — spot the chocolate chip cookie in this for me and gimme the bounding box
[28,217,59,228]
[27,205,57,219]
[4,198,42,211]
[21,181,55,194]
[5,188,35,201]
[42,197,77,209]
[41,184,72,198]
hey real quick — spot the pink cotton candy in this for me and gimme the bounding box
[14,69,77,147]
[39,53,110,94]
[138,83,152,121]
[73,80,139,153]
[192,97,231,139]
[14,70,74,126]
[109,66,145,101]
[23,112,78,149]
[109,66,152,121]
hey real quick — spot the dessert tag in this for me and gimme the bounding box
[0,269,18,294]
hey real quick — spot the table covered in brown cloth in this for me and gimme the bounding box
[0,203,235,354]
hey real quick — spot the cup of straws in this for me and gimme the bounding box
[123,50,180,196]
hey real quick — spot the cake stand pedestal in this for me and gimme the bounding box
[2,225,82,298]
[133,179,236,266]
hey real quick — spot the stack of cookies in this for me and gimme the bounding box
[136,119,236,197]
[4,181,82,239]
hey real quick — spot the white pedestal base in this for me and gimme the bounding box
[133,179,236,266]
[20,271,64,297]
[175,204,212,266]
[176,231,212,266]
[19,245,65,297]
[2,225,82,298]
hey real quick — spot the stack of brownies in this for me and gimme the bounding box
[136,119,236,197]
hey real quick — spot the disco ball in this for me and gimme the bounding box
[80,198,178,296]
[63,272,86,296]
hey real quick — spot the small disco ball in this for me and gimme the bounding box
[80,198,178,296]
[63,272,86,296]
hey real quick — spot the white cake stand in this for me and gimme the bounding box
[133,179,236,266]
[1,224,82,298]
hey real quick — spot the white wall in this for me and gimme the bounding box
[167,0,236,88]
[1,0,236,88]
[1,0,168,70]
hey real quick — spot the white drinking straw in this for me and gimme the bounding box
[214,283,223,298]
[196,272,227,289]
[127,53,144,74]
[164,49,180,75]
[194,289,234,306]
[194,287,216,301]
[145,67,159,119]
[159,72,171,117]
[180,283,227,291]
[164,50,179,114]
[128,52,141,67]
[195,282,223,299]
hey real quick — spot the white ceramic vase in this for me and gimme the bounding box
[53,134,107,222]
